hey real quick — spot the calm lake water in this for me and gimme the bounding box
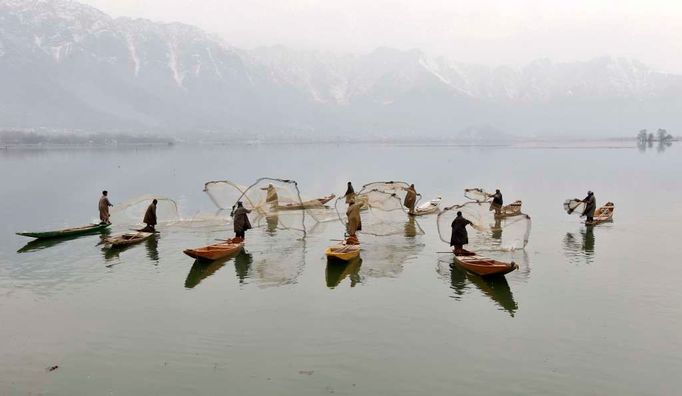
[1,142,680,395]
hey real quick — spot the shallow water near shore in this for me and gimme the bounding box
[1,142,680,395]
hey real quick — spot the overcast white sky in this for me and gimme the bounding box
[81,0,682,73]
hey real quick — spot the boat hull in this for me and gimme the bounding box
[17,223,110,239]
[184,242,244,261]
[453,254,517,277]
[105,232,154,248]
[325,245,360,262]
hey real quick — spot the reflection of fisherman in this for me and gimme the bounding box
[582,191,596,223]
[141,199,157,232]
[344,182,355,205]
[403,184,417,215]
[231,201,252,241]
[99,190,113,224]
[346,198,363,237]
[490,189,503,215]
[450,211,473,254]
[261,184,278,206]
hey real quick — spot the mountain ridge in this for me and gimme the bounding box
[1,0,681,137]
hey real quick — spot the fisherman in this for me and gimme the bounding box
[262,183,278,206]
[346,198,363,240]
[99,190,113,225]
[141,199,157,233]
[490,189,503,215]
[403,184,418,215]
[450,211,473,255]
[582,191,597,223]
[344,182,355,205]
[232,201,252,242]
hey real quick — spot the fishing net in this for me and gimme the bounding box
[564,199,586,216]
[359,181,422,206]
[358,235,425,278]
[204,178,327,236]
[203,180,250,211]
[334,188,425,237]
[464,188,490,202]
[436,202,531,251]
[110,194,180,226]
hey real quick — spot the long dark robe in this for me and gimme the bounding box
[490,192,503,211]
[582,194,596,217]
[143,203,157,226]
[99,196,112,222]
[450,215,472,246]
[404,187,417,212]
[233,207,252,233]
[346,202,363,235]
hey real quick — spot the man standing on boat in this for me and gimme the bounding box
[450,211,473,255]
[141,199,157,233]
[99,190,113,225]
[346,198,363,241]
[344,182,355,205]
[262,184,279,207]
[490,189,503,215]
[582,191,596,223]
[403,184,418,215]
[232,201,252,242]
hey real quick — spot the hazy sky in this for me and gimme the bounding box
[81,0,682,73]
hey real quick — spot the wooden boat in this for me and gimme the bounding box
[453,254,518,277]
[184,240,244,261]
[104,232,154,248]
[586,202,615,226]
[413,197,441,216]
[17,223,110,240]
[494,200,523,218]
[325,243,361,262]
[275,194,336,210]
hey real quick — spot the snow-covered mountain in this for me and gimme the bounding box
[1,0,681,137]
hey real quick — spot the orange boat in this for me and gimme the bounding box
[586,202,615,226]
[453,254,518,277]
[184,240,244,261]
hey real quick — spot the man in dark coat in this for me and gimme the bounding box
[232,201,252,241]
[99,190,113,224]
[450,211,473,254]
[141,199,157,232]
[403,184,418,215]
[582,191,596,223]
[490,189,503,215]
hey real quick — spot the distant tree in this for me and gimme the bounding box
[657,128,672,142]
[637,129,648,142]
[648,133,655,142]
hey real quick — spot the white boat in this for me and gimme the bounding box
[414,197,442,216]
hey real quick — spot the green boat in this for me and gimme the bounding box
[16,223,111,240]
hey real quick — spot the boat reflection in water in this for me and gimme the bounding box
[17,228,111,254]
[326,257,362,289]
[145,236,159,264]
[184,251,253,288]
[437,256,519,317]
[563,227,595,265]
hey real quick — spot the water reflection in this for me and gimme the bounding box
[265,214,279,234]
[563,228,595,264]
[17,229,110,253]
[404,217,418,238]
[145,237,159,264]
[437,257,518,317]
[326,258,362,289]
[234,251,253,284]
[638,139,674,153]
[103,235,159,264]
[360,235,425,279]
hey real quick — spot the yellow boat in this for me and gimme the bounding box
[325,244,361,262]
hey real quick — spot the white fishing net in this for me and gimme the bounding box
[334,187,425,237]
[564,198,586,216]
[436,202,531,251]
[109,194,179,226]
[464,188,490,203]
